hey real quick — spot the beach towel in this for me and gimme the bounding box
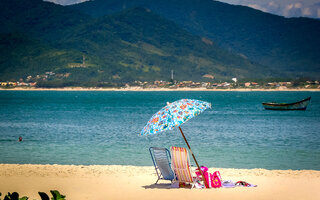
[235,181,257,187]
[222,180,236,188]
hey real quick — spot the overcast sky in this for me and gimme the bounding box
[46,0,320,18]
[218,0,320,18]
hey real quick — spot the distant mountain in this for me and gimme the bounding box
[0,0,275,85]
[56,7,275,81]
[0,0,90,40]
[70,0,320,79]
[0,0,91,85]
[0,32,83,82]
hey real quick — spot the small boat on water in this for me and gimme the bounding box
[262,97,311,110]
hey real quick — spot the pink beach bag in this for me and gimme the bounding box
[210,171,222,188]
[195,166,210,188]
[195,167,222,188]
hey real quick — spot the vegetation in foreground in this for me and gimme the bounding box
[0,190,66,200]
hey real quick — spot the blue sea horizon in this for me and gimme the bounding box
[0,91,319,170]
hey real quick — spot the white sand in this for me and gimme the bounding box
[0,164,319,200]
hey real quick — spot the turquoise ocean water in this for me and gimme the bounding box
[0,91,319,170]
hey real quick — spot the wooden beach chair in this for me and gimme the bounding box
[149,147,175,184]
[170,146,197,188]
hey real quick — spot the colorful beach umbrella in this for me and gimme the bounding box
[141,99,211,188]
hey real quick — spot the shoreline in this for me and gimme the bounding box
[1,164,319,200]
[1,87,320,92]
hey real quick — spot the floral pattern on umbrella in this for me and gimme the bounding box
[140,99,211,135]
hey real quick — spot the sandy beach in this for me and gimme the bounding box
[1,87,320,92]
[0,164,319,200]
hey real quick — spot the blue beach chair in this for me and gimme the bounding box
[149,147,175,184]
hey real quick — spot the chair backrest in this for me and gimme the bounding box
[149,147,175,181]
[170,146,193,183]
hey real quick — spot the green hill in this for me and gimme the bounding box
[71,0,320,79]
[0,0,90,40]
[55,7,274,81]
[0,0,277,86]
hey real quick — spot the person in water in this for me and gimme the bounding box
[18,136,22,142]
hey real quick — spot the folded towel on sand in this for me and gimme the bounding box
[235,181,257,187]
[222,180,236,188]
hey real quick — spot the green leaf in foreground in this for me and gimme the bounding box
[50,191,65,200]
[2,192,28,200]
[38,192,50,200]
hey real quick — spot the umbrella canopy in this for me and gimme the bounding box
[141,99,211,135]
[140,99,211,188]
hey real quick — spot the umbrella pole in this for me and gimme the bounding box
[178,127,209,188]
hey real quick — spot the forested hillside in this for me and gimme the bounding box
[0,0,319,87]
